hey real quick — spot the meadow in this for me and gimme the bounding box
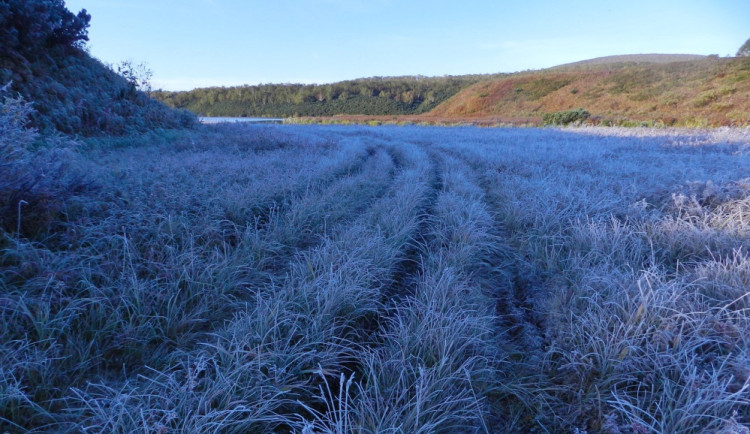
[2,122,750,432]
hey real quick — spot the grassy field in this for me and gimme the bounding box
[2,122,750,432]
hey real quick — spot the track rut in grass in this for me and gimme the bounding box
[381,148,444,303]
[438,145,546,353]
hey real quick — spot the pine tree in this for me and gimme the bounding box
[737,38,750,57]
[0,0,90,52]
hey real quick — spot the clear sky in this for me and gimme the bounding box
[64,0,750,91]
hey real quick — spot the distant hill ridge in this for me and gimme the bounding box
[550,53,707,69]
[155,53,750,126]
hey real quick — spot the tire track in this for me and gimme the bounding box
[347,144,515,431]
[250,145,398,282]
[238,141,378,231]
[381,145,444,303]
[435,144,550,431]
[438,145,547,352]
[235,141,432,427]
[148,140,400,354]
[110,140,405,431]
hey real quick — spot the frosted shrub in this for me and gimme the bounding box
[0,84,93,238]
[0,84,38,236]
[0,82,37,165]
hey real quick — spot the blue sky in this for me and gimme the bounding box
[64,0,750,91]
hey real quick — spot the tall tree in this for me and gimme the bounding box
[738,38,750,57]
[0,0,90,52]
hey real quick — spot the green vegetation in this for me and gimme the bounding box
[738,38,750,57]
[542,108,591,125]
[0,0,195,135]
[151,52,750,127]
[515,77,571,100]
[151,75,500,117]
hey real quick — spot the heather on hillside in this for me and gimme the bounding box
[2,114,750,431]
[430,56,750,126]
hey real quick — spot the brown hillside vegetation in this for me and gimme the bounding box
[429,55,750,126]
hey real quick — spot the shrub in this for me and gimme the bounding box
[0,85,40,236]
[520,78,571,100]
[542,108,591,126]
[0,82,37,161]
[0,85,93,238]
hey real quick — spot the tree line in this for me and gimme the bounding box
[151,75,504,117]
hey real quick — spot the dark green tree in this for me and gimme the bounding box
[738,38,750,57]
[150,75,494,117]
[0,0,90,52]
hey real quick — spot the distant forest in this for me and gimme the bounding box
[151,75,502,117]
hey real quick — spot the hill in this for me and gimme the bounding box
[0,0,194,135]
[155,54,750,127]
[550,53,707,70]
[428,55,750,126]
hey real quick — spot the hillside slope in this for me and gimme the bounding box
[428,56,750,126]
[0,1,194,135]
[550,53,707,70]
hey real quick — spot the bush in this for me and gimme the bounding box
[0,85,39,236]
[0,84,93,238]
[542,108,591,126]
[0,82,37,162]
